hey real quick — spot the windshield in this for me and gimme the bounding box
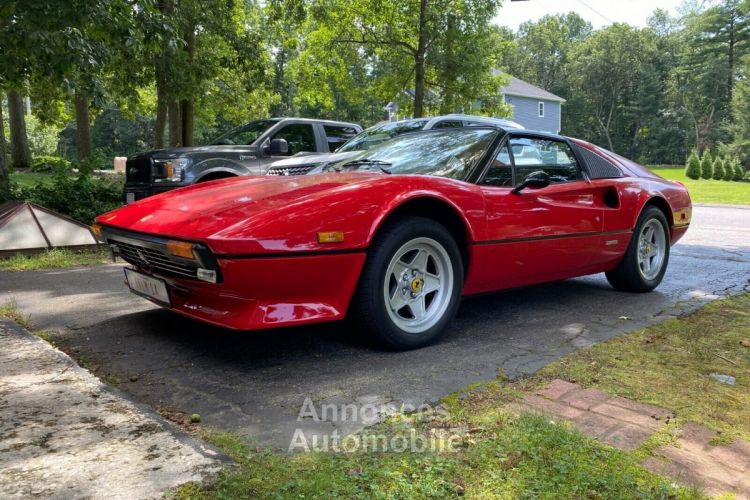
[210,119,279,145]
[337,119,429,152]
[330,128,498,180]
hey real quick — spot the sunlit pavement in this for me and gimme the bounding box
[1,205,748,449]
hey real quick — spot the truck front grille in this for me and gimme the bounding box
[266,165,315,176]
[125,157,152,183]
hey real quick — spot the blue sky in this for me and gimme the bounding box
[494,0,687,30]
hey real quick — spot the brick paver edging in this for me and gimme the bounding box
[510,379,750,498]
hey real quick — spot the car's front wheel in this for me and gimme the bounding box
[355,216,463,350]
[606,205,670,292]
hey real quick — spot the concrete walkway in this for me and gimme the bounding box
[0,318,227,499]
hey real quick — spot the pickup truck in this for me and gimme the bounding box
[123,117,362,202]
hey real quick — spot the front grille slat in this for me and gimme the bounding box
[113,239,198,280]
[266,165,315,176]
[125,157,152,183]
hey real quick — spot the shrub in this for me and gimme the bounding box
[685,151,701,179]
[722,157,735,181]
[726,158,739,181]
[738,162,749,182]
[700,151,713,179]
[712,157,725,180]
[20,171,123,224]
[30,155,73,173]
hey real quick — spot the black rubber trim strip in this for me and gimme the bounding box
[215,248,366,260]
[473,229,632,246]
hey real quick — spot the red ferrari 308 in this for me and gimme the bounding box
[94,127,691,349]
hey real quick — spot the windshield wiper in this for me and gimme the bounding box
[338,159,392,174]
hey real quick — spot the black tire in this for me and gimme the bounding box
[354,216,463,350]
[606,205,670,293]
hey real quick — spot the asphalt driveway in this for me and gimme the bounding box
[1,205,748,448]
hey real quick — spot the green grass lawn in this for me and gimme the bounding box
[0,248,110,271]
[174,294,750,499]
[9,170,56,189]
[649,166,750,205]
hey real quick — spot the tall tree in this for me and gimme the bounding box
[0,98,8,199]
[6,90,31,168]
[152,0,275,147]
[303,0,506,118]
[569,24,655,152]
[0,0,150,162]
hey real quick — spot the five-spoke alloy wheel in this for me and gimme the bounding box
[606,205,670,293]
[355,216,463,350]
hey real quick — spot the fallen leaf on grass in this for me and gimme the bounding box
[740,339,750,348]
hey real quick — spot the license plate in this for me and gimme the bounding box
[126,192,135,204]
[124,268,171,306]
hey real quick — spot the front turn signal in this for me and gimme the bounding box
[317,231,344,243]
[166,240,196,260]
[91,223,103,240]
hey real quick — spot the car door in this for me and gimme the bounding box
[262,122,318,164]
[474,134,604,290]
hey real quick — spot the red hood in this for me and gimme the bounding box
[97,173,381,240]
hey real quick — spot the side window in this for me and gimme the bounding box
[324,125,359,151]
[538,102,545,117]
[433,120,463,129]
[271,124,316,155]
[481,144,513,187]
[510,137,582,184]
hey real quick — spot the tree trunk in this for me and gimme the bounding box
[0,100,7,173]
[413,0,428,118]
[728,12,735,104]
[155,69,167,149]
[0,101,9,197]
[179,24,196,147]
[155,0,174,148]
[168,99,182,147]
[7,90,31,169]
[74,90,92,162]
[180,99,193,147]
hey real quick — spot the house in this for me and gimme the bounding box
[499,75,566,134]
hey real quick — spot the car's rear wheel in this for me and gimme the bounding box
[606,205,670,292]
[355,216,463,350]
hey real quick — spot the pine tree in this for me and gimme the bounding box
[735,159,747,181]
[685,151,701,179]
[701,151,714,179]
[712,157,725,180]
[724,157,736,181]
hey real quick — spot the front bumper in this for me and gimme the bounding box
[126,252,366,330]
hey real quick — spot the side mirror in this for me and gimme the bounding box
[269,138,289,155]
[512,170,550,194]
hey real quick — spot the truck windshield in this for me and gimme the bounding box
[211,119,279,145]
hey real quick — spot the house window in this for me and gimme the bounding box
[538,102,545,118]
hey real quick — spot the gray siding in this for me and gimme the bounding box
[504,95,561,134]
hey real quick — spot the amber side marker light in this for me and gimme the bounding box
[166,240,197,260]
[91,223,103,240]
[317,231,345,243]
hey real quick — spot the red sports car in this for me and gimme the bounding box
[94,127,691,349]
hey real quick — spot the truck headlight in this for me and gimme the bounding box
[168,158,190,181]
[156,158,190,182]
